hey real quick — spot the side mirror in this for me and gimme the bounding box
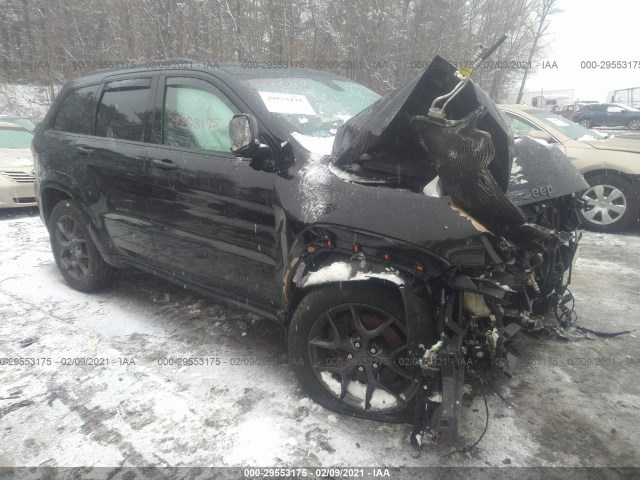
[229,114,260,157]
[528,130,554,143]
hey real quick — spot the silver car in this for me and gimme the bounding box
[0,121,37,209]
[501,105,640,232]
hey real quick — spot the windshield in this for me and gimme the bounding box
[242,76,380,154]
[0,127,34,148]
[527,110,607,140]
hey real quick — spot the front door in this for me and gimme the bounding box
[146,75,280,313]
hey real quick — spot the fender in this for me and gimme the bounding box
[282,225,446,356]
[38,179,121,265]
[283,224,452,303]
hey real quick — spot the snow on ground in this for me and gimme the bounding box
[1,208,639,470]
[0,84,56,120]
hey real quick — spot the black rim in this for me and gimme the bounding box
[54,215,89,280]
[307,303,416,413]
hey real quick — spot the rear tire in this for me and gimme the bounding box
[628,118,640,130]
[579,119,592,128]
[49,200,115,291]
[288,282,419,423]
[579,174,639,232]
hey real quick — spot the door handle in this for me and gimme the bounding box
[151,158,178,171]
[76,146,93,156]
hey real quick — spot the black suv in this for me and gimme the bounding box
[573,102,640,129]
[32,57,587,442]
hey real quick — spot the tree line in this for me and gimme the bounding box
[0,0,558,102]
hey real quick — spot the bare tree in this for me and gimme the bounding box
[515,0,559,103]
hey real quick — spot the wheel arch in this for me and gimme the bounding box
[281,225,441,360]
[581,168,639,182]
[281,225,447,315]
[39,182,120,266]
[40,184,73,228]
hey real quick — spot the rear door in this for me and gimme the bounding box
[146,74,280,312]
[89,76,158,263]
[606,105,629,127]
[589,104,608,125]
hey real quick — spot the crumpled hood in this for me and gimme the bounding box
[508,137,589,206]
[332,55,513,192]
[0,148,34,169]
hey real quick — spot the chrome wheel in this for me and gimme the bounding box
[307,303,416,413]
[582,184,627,225]
[53,215,89,280]
[579,119,592,128]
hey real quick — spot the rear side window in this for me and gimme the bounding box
[53,85,98,134]
[163,78,238,153]
[96,78,152,141]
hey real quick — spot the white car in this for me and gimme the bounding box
[500,105,640,232]
[0,121,37,208]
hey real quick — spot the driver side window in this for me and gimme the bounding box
[163,78,238,153]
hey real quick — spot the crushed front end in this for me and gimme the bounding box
[331,52,588,445]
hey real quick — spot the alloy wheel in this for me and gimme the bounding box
[629,119,640,130]
[582,184,627,225]
[307,303,416,413]
[54,215,90,280]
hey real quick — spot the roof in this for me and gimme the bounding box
[70,59,351,88]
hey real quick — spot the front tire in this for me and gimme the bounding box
[579,175,639,232]
[49,200,115,291]
[288,283,419,423]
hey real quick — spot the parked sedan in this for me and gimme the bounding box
[572,103,640,130]
[0,121,37,208]
[501,105,640,231]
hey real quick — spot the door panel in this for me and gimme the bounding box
[88,76,157,263]
[147,76,280,310]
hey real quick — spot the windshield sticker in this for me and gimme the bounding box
[545,117,570,127]
[258,92,317,115]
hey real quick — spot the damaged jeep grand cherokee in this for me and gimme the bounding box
[32,51,588,444]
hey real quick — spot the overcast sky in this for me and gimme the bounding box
[525,0,639,101]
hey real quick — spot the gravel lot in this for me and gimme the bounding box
[1,207,639,473]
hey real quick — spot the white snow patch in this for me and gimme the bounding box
[577,134,600,141]
[297,152,333,221]
[320,371,343,396]
[531,137,551,146]
[320,372,397,410]
[491,328,499,347]
[351,271,404,286]
[301,263,404,287]
[303,262,351,287]
[328,163,364,183]
[428,392,442,403]
[510,156,528,185]
[346,379,398,410]
[423,176,443,197]
[291,132,334,156]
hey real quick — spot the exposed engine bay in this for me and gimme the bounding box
[329,40,590,445]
